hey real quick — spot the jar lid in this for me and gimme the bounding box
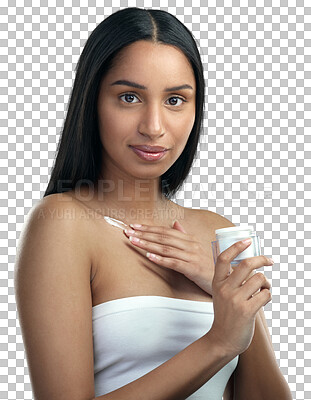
[215,225,254,235]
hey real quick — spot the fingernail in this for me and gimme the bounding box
[130,224,142,228]
[129,236,140,243]
[124,229,135,235]
[147,252,159,260]
[242,238,252,245]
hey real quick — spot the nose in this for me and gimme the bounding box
[137,102,165,138]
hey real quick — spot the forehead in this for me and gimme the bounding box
[102,40,196,88]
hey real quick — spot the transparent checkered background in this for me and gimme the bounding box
[1,0,310,399]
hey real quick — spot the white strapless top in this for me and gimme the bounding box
[92,295,238,399]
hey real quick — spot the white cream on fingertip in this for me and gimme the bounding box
[103,216,128,230]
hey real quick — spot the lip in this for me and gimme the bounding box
[129,145,169,161]
[130,145,168,152]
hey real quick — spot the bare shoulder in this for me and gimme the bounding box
[18,193,91,259]
[185,207,235,237]
[25,192,80,222]
[29,192,91,222]
[14,193,96,399]
[190,208,234,222]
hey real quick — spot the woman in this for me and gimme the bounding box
[14,7,292,399]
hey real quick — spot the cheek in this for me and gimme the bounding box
[170,109,195,143]
[187,113,196,136]
[166,114,195,161]
[98,105,129,145]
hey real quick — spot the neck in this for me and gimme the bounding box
[92,176,178,226]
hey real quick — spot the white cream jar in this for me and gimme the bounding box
[211,225,261,265]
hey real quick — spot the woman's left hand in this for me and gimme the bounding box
[123,220,214,296]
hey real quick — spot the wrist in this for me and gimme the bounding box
[204,328,239,362]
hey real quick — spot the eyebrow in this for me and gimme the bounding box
[110,79,194,92]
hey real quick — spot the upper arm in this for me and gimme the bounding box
[198,209,236,399]
[14,196,95,400]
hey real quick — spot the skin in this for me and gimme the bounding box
[14,39,292,399]
[94,39,291,398]
[95,40,196,223]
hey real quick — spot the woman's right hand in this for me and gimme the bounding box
[208,239,274,357]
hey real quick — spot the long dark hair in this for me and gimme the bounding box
[43,7,205,199]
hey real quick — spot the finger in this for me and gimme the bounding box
[248,288,272,314]
[128,236,191,262]
[213,238,253,282]
[172,220,187,233]
[146,251,191,276]
[124,229,193,251]
[129,223,191,240]
[228,256,274,288]
[239,272,271,300]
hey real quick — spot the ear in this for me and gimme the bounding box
[172,220,187,233]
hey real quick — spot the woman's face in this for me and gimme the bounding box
[97,40,196,181]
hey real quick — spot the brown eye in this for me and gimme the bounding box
[167,97,184,106]
[120,94,139,103]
